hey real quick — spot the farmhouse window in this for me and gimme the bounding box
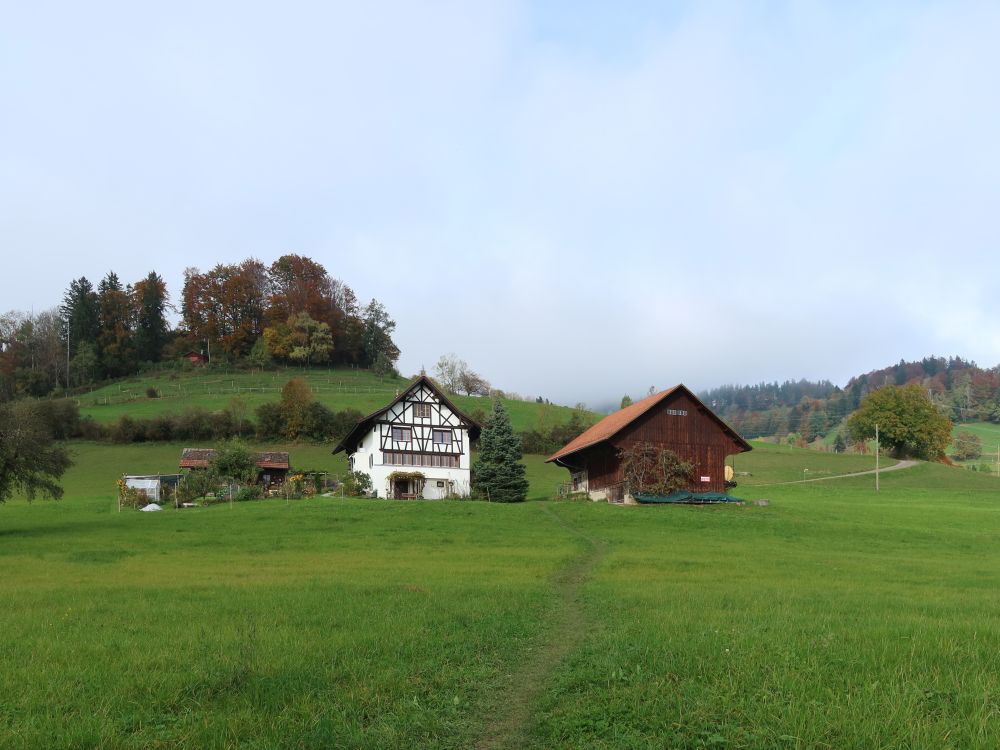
[391,426,412,442]
[384,451,458,468]
[432,429,452,445]
[413,403,432,418]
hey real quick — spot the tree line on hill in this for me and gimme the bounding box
[700,356,1000,444]
[0,254,400,402]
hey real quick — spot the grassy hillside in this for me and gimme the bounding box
[733,440,897,486]
[74,366,586,433]
[3,447,1000,747]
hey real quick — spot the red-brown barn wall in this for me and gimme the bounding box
[581,392,745,494]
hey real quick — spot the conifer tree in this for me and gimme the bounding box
[472,399,528,503]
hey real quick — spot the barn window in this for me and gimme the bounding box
[432,429,452,445]
[413,403,432,418]
[392,427,412,442]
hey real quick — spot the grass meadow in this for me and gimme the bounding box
[2,441,1000,747]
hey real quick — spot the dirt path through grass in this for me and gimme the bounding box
[474,503,606,750]
[761,459,918,485]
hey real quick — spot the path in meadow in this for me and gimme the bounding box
[474,503,606,750]
[763,459,919,486]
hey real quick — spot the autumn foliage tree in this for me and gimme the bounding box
[847,384,952,461]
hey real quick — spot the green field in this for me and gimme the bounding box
[4,440,1000,747]
[73,366,585,433]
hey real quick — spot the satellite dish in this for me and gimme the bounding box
[724,465,734,482]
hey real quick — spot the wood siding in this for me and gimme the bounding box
[578,391,744,494]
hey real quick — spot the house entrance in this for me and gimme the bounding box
[392,478,424,499]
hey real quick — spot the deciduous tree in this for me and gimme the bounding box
[847,384,952,460]
[953,431,982,461]
[0,401,73,502]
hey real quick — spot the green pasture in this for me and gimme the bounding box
[72,366,585,433]
[733,441,897,486]
[3,443,1000,747]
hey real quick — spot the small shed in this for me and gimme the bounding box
[179,448,291,489]
[183,350,207,365]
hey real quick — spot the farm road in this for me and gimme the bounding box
[762,459,919,486]
[474,503,606,750]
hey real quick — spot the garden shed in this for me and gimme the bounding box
[179,448,290,489]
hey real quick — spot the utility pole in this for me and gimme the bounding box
[875,423,880,493]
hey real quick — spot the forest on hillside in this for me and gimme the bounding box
[0,255,400,401]
[700,356,1000,445]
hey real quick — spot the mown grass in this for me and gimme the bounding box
[4,444,1000,747]
[74,366,586,432]
[529,463,1000,749]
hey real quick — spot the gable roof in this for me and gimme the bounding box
[546,384,751,465]
[331,374,482,455]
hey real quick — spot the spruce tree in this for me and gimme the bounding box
[472,399,528,503]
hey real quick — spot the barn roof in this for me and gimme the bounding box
[179,448,290,470]
[546,384,751,465]
[331,374,482,455]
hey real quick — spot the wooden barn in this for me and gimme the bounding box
[547,385,751,503]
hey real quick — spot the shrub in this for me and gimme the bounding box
[256,402,284,440]
[343,470,373,497]
[146,414,175,442]
[176,406,214,441]
[234,486,264,501]
[111,416,143,444]
[304,402,337,440]
[146,387,160,399]
[618,443,694,496]
[33,399,82,440]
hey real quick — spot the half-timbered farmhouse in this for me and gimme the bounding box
[547,384,751,503]
[332,375,481,499]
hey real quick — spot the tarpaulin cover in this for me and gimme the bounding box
[635,491,743,504]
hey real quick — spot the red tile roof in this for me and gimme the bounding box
[179,448,290,470]
[546,384,750,464]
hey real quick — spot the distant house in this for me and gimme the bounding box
[179,448,290,489]
[547,384,751,503]
[332,375,481,499]
[183,350,207,365]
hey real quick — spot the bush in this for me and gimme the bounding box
[256,402,284,440]
[304,402,337,440]
[33,399,82,440]
[234,485,264,501]
[343,470,373,497]
[111,415,144,444]
[146,414,175,442]
[176,406,214,441]
[146,387,160,399]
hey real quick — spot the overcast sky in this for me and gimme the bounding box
[3,1,999,409]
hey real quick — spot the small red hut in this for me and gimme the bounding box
[547,384,751,503]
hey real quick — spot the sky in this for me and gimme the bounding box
[3,1,1000,409]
